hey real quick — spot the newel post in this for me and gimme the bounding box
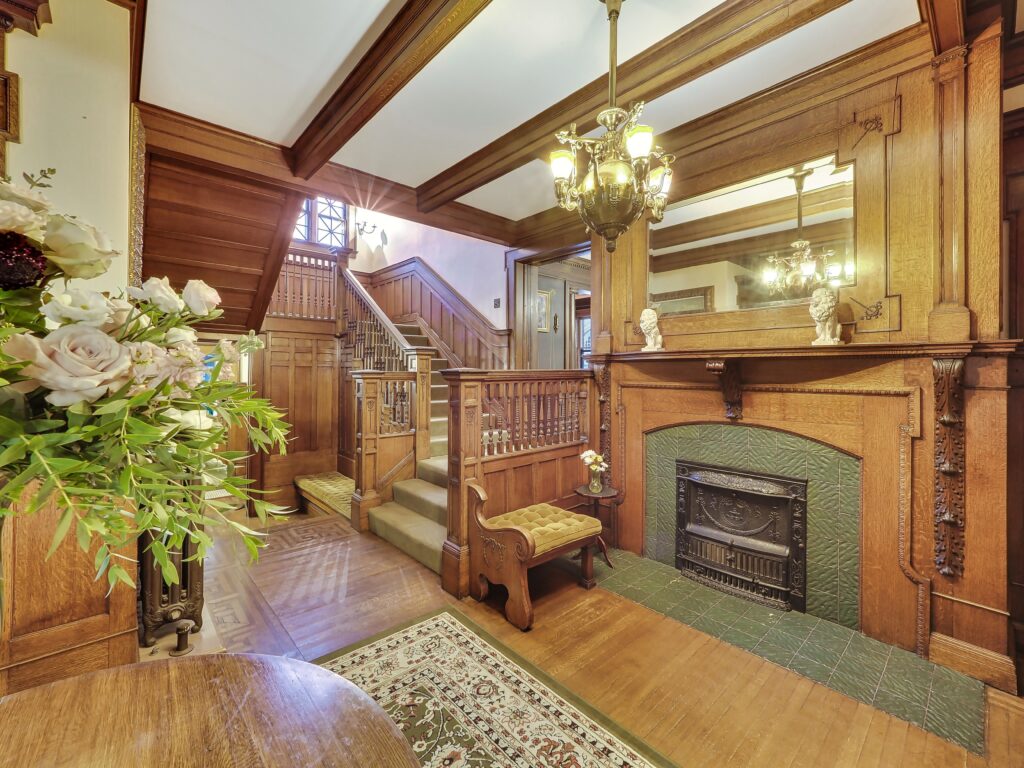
[440,368,485,597]
[351,370,383,532]
[409,348,435,463]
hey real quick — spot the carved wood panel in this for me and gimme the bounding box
[933,357,965,576]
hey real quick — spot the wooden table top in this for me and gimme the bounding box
[0,653,420,767]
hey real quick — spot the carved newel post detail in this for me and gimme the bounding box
[706,360,742,420]
[933,357,966,576]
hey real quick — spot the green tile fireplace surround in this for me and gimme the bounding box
[645,423,861,629]
[621,423,986,753]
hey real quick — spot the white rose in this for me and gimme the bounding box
[42,214,116,279]
[0,180,52,212]
[0,201,47,240]
[182,280,221,316]
[128,276,184,314]
[40,287,112,327]
[165,326,198,347]
[3,325,131,406]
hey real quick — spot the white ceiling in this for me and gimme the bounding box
[332,0,724,186]
[139,0,922,229]
[458,0,920,220]
[140,0,406,144]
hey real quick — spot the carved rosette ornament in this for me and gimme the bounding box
[933,358,965,576]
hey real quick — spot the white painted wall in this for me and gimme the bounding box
[7,0,131,296]
[353,209,508,328]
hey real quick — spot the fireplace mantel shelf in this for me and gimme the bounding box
[601,339,1022,363]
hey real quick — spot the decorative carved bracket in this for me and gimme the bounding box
[933,357,965,576]
[706,360,742,420]
[594,362,612,466]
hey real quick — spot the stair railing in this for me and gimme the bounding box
[439,369,597,596]
[342,269,436,528]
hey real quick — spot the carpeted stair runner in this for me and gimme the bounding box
[366,324,451,574]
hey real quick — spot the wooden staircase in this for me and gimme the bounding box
[365,323,451,574]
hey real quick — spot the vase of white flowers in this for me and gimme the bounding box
[0,169,290,593]
[581,449,608,494]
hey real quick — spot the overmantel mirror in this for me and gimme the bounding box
[648,154,856,317]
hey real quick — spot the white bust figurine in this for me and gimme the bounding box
[809,288,844,346]
[639,308,663,351]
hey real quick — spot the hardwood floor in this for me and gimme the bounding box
[206,514,1024,767]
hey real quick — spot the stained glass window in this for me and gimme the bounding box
[315,196,348,248]
[291,196,349,249]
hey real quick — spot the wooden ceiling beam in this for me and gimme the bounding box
[918,0,967,54]
[288,0,490,180]
[138,103,516,245]
[651,182,853,251]
[414,0,851,214]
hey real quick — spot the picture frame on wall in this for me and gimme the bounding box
[536,289,552,333]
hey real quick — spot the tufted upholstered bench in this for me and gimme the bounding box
[466,481,603,631]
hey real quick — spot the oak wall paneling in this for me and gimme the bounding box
[252,324,340,509]
[142,155,305,333]
[361,257,511,369]
[0,497,138,695]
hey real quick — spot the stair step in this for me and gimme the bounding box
[416,456,448,488]
[430,435,448,458]
[392,478,447,526]
[393,323,421,335]
[368,502,445,574]
[403,334,432,347]
[431,371,446,386]
[430,357,450,370]
[431,400,448,419]
[431,383,448,401]
[430,416,448,438]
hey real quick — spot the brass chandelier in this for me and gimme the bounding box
[549,0,674,253]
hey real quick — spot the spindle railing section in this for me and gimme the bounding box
[480,377,589,456]
[341,269,409,372]
[267,246,337,320]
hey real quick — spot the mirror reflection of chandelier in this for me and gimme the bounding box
[761,168,852,294]
[548,0,675,253]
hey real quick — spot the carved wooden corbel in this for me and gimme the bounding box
[706,360,742,420]
[933,357,965,576]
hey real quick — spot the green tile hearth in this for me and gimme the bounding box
[577,550,986,754]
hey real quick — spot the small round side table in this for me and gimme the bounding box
[574,484,620,568]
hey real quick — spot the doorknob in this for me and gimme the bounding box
[553,313,559,332]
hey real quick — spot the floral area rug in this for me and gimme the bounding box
[317,610,673,768]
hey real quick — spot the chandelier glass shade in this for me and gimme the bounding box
[761,168,852,294]
[549,0,674,253]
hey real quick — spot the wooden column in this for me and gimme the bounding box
[590,218,650,353]
[350,370,383,532]
[409,348,434,463]
[440,369,484,597]
[928,45,971,342]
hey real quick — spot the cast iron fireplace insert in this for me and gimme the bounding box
[676,460,807,612]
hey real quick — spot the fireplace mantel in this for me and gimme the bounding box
[600,340,1020,364]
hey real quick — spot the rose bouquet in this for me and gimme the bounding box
[0,170,290,589]
[580,449,609,493]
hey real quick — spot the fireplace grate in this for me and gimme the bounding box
[676,460,807,613]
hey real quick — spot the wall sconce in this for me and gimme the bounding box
[357,221,378,236]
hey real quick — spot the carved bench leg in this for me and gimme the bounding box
[504,569,534,631]
[580,545,596,590]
